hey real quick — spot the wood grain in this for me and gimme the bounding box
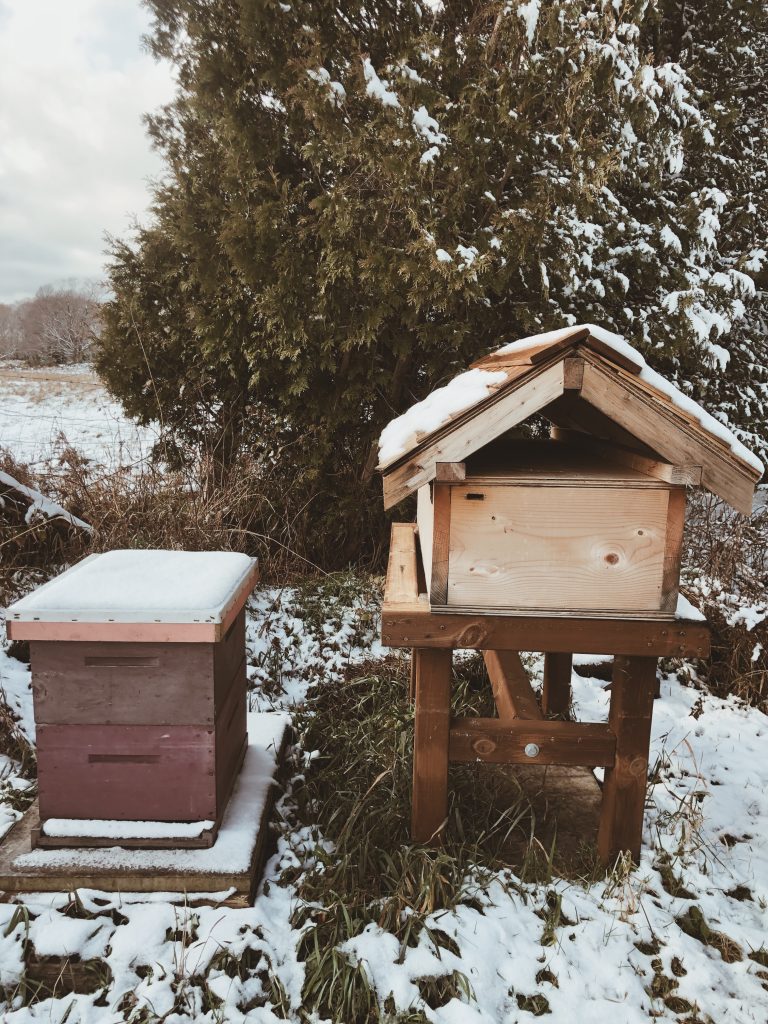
[435,462,466,483]
[382,361,565,508]
[380,523,711,656]
[37,724,217,821]
[482,650,541,720]
[385,522,420,606]
[581,359,759,513]
[597,655,658,864]
[447,484,669,611]
[430,483,451,605]
[550,427,702,485]
[411,648,452,843]
[541,653,572,716]
[31,641,214,725]
[661,489,686,613]
[449,718,615,767]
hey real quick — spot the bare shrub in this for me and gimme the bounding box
[0,451,90,606]
[0,282,102,365]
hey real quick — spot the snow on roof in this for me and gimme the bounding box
[377,322,763,475]
[378,367,507,468]
[501,323,762,476]
[7,549,257,624]
[0,470,91,532]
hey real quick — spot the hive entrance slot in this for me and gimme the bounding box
[465,493,485,501]
[84,656,160,668]
[88,753,161,764]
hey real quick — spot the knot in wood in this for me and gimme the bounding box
[629,756,648,777]
[472,737,497,756]
[458,623,488,648]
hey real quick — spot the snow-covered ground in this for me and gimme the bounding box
[0,360,158,471]
[0,363,766,1022]
[1,587,768,1023]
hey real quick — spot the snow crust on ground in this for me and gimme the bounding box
[378,322,763,474]
[0,361,158,472]
[0,576,766,1022]
[8,549,256,622]
[1,630,767,1022]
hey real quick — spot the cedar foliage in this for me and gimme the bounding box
[97,0,767,567]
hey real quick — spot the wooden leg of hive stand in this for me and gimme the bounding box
[542,653,572,717]
[411,647,452,844]
[597,655,658,865]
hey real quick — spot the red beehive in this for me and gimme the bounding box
[6,550,259,829]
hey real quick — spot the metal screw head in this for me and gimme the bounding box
[524,743,540,758]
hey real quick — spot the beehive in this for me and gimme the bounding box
[416,439,684,615]
[379,325,762,617]
[6,549,259,827]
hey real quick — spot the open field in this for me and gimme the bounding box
[0,361,158,472]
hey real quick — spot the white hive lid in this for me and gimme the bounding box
[7,549,259,627]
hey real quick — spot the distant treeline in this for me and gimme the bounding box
[0,283,103,366]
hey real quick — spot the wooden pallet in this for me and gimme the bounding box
[0,715,289,906]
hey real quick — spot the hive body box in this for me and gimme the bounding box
[6,550,259,827]
[416,440,685,616]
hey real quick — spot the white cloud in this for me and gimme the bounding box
[0,0,175,301]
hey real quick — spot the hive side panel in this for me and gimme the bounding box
[31,641,214,725]
[215,658,248,814]
[213,609,246,705]
[416,485,434,598]
[37,724,217,821]
[447,485,669,611]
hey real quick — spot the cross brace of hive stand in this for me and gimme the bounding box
[382,524,711,864]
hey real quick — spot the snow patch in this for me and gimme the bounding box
[362,58,400,108]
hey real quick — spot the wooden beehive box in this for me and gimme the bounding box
[6,549,259,830]
[379,325,762,617]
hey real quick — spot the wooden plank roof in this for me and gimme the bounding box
[378,324,763,513]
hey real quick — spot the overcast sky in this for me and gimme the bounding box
[0,0,175,302]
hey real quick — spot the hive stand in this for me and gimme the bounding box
[383,524,711,864]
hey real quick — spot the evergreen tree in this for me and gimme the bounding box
[98,0,766,565]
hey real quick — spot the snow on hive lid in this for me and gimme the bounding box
[377,322,763,477]
[7,549,258,638]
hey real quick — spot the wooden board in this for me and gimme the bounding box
[482,650,542,720]
[430,483,451,604]
[382,360,566,508]
[463,438,668,485]
[37,724,218,822]
[416,487,434,592]
[449,718,615,767]
[580,358,759,513]
[550,427,702,486]
[384,522,421,607]
[31,641,213,725]
[447,484,670,611]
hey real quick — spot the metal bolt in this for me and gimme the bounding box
[524,743,540,758]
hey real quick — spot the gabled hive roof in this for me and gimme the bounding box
[378,323,763,513]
